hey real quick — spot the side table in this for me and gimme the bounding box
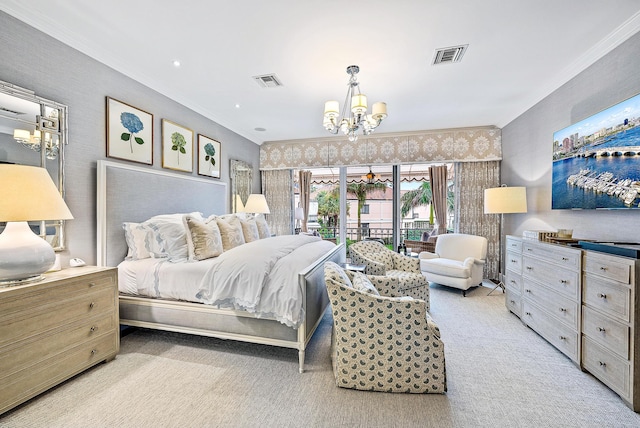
[340,263,366,273]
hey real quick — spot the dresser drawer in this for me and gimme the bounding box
[582,306,629,359]
[506,237,522,253]
[504,270,522,293]
[505,288,521,317]
[0,287,116,347]
[523,256,580,299]
[522,242,581,270]
[522,300,579,362]
[583,252,632,285]
[582,337,630,400]
[0,313,116,378]
[0,270,115,319]
[523,280,578,329]
[583,275,631,323]
[505,251,522,275]
[0,334,118,414]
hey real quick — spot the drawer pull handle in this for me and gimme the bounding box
[527,248,532,251]
[525,289,531,293]
[559,279,568,284]
[526,266,532,270]
[511,259,517,263]
[510,280,516,284]
[90,325,98,333]
[599,266,608,271]
[91,349,98,356]
[559,308,567,312]
[561,257,568,261]
[599,293,607,299]
[599,361,606,367]
[509,300,515,304]
[525,312,531,316]
[597,327,606,333]
[89,302,95,309]
[89,282,96,287]
[559,336,566,340]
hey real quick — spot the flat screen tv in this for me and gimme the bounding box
[552,92,640,209]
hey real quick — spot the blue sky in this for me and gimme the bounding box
[554,93,640,143]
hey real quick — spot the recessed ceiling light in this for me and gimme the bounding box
[254,127,266,132]
[235,104,241,109]
[172,60,181,67]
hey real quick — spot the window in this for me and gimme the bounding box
[361,204,370,214]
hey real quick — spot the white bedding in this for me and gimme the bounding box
[117,235,335,327]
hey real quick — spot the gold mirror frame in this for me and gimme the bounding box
[0,80,68,250]
[230,159,252,213]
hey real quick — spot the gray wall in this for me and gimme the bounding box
[502,31,640,243]
[0,11,260,265]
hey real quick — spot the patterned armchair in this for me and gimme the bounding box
[349,240,430,309]
[323,262,446,394]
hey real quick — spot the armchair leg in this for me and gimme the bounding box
[462,290,466,297]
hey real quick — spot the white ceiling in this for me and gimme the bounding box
[2,1,640,145]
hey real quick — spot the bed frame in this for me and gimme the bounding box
[96,160,345,372]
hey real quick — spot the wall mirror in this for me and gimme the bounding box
[0,80,68,250]
[230,159,252,213]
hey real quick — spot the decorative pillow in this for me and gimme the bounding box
[351,272,380,296]
[254,213,271,239]
[239,218,260,243]
[141,212,203,262]
[122,222,151,260]
[216,215,246,251]
[324,261,352,288]
[183,215,223,261]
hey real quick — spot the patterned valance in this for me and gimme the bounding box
[260,127,501,170]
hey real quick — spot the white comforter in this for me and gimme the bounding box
[118,235,335,328]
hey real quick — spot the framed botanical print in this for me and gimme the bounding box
[197,134,221,178]
[106,97,153,164]
[162,119,193,172]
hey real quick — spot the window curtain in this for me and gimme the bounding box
[261,169,294,236]
[428,165,448,235]
[299,170,312,233]
[454,161,500,279]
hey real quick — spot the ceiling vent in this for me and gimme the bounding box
[253,74,283,88]
[432,44,468,65]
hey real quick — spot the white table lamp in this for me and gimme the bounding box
[244,194,270,214]
[0,165,73,285]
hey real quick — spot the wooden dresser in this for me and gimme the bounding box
[0,266,119,415]
[505,236,640,411]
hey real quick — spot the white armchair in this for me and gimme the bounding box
[419,233,488,296]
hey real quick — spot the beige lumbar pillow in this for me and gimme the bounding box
[215,215,246,251]
[183,215,224,261]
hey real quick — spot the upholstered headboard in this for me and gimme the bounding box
[97,160,227,267]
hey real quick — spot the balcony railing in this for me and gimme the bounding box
[314,226,432,245]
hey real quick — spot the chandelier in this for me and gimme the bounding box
[323,65,387,142]
[13,129,59,160]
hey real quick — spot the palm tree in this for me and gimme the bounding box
[400,182,434,225]
[347,182,387,240]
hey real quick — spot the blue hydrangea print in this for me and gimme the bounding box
[120,112,145,153]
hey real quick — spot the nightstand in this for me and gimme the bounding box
[0,266,119,414]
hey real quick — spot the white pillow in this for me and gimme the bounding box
[215,215,246,251]
[239,218,260,243]
[142,212,203,262]
[122,222,151,260]
[254,213,271,239]
[351,272,380,296]
[183,215,223,261]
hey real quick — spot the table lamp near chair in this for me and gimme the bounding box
[294,206,305,234]
[483,185,527,295]
[0,164,73,285]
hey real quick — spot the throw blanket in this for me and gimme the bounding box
[196,234,334,328]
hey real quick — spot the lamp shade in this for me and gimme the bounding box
[244,194,270,214]
[0,165,73,221]
[484,186,527,214]
[294,207,305,220]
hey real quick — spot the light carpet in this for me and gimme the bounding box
[2,283,640,428]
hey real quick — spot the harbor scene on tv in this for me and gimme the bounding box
[552,92,640,209]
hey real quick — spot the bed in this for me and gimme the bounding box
[96,160,345,372]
